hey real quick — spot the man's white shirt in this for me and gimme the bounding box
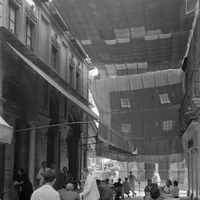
[80,174,100,200]
[36,168,50,186]
[31,185,60,200]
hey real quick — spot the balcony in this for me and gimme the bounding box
[180,70,200,130]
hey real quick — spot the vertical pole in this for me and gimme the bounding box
[28,121,37,186]
[0,29,6,200]
[187,152,190,195]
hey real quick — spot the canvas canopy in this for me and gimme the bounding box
[53,0,196,162]
[91,69,184,162]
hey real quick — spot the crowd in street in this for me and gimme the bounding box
[13,161,101,200]
[144,179,179,200]
[12,163,180,200]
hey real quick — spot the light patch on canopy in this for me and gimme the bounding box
[147,29,162,36]
[115,63,126,70]
[81,40,92,45]
[159,33,172,39]
[117,38,130,43]
[114,28,131,39]
[145,35,159,40]
[130,26,146,38]
[105,39,117,45]
[126,63,137,69]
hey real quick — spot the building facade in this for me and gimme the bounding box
[0,0,94,199]
[180,9,200,199]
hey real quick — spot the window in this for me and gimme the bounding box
[26,18,34,49]
[120,98,131,108]
[163,120,173,131]
[9,3,17,34]
[51,45,58,69]
[121,123,131,133]
[159,93,170,104]
[76,72,80,91]
[69,64,74,86]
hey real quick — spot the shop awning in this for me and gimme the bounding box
[6,42,98,120]
[0,116,13,144]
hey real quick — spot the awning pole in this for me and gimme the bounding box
[15,120,99,132]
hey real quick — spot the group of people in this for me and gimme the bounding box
[34,167,100,200]
[95,171,140,200]
[13,164,181,200]
[14,161,75,200]
[36,161,74,190]
[14,165,101,200]
[144,179,179,200]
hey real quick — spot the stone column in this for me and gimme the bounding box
[194,148,198,198]
[0,32,6,199]
[28,121,38,186]
[187,152,191,194]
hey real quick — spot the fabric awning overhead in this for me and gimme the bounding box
[53,0,194,77]
[53,0,196,162]
[0,116,13,144]
[90,69,184,162]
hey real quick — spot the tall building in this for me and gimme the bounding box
[0,0,97,199]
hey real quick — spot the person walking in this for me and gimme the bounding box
[128,171,140,196]
[31,170,60,200]
[79,168,100,200]
[36,161,50,187]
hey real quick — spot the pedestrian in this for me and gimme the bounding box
[128,171,140,196]
[171,181,179,198]
[36,161,50,187]
[50,161,63,190]
[79,168,100,200]
[62,167,74,187]
[163,180,173,194]
[31,170,60,200]
[113,178,123,200]
[59,183,79,200]
[145,187,164,200]
[144,179,152,199]
[152,172,161,186]
[99,180,113,200]
[14,168,33,200]
[122,177,131,197]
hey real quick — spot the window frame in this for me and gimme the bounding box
[120,97,131,108]
[51,45,58,70]
[121,123,131,133]
[159,93,170,104]
[69,64,74,87]
[26,17,34,50]
[8,3,17,34]
[163,120,173,131]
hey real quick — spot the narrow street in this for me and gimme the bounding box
[1,0,200,200]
